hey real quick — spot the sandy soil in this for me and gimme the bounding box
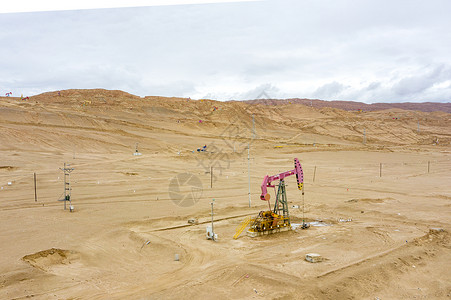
[0,89,450,299]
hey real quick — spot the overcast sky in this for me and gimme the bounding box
[1,0,450,102]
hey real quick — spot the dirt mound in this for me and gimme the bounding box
[310,229,451,299]
[0,166,16,171]
[22,248,79,271]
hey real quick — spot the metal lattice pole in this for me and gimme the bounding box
[59,163,74,210]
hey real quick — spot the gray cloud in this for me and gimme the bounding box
[392,64,451,96]
[239,84,282,100]
[312,82,347,100]
[366,82,381,91]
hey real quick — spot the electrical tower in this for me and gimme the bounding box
[59,163,74,210]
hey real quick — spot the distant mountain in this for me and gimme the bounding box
[243,98,451,113]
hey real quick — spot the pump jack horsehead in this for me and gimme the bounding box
[260,157,304,202]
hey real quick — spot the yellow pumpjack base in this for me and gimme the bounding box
[246,224,291,237]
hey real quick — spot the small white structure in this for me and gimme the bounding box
[134,142,142,156]
[305,253,323,263]
[206,226,218,240]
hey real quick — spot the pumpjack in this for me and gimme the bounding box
[246,158,305,237]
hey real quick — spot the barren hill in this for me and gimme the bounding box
[1,89,449,153]
[244,98,451,113]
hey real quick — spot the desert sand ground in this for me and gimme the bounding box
[0,89,450,299]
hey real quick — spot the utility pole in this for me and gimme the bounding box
[248,114,255,208]
[252,114,255,139]
[313,166,317,183]
[417,121,420,133]
[363,128,366,145]
[211,199,215,241]
[59,163,74,210]
[248,144,251,207]
[34,173,37,202]
[302,185,307,228]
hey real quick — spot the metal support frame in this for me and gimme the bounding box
[273,179,290,225]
